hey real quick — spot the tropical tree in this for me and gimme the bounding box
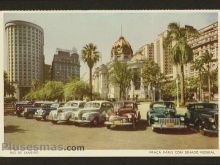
[164,23,199,105]
[109,61,133,100]
[141,59,166,101]
[81,43,100,100]
[201,50,217,101]
[191,57,205,101]
[4,71,16,97]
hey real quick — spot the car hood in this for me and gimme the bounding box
[73,108,99,116]
[117,108,135,115]
[199,108,218,115]
[150,108,176,117]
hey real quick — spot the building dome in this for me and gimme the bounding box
[130,51,146,62]
[111,36,133,58]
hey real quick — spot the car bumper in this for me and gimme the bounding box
[152,124,187,129]
[69,118,91,124]
[34,115,43,119]
[104,121,133,126]
[203,128,218,134]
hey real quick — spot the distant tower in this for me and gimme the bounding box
[5,20,44,99]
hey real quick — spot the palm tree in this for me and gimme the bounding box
[164,23,199,106]
[81,43,100,100]
[201,50,216,101]
[191,57,204,101]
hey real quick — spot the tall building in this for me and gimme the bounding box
[139,43,154,60]
[154,31,175,80]
[186,22,218,77]
[51,48,80,83]
[5,20,44,99]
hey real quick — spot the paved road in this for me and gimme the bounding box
[4,103,218,150]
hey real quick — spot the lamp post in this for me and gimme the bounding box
[176,79,179,108]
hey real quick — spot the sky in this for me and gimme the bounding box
[3,11,218,81]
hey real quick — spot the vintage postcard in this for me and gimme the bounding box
[0,10,219,157]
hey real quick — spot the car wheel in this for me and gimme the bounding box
[26,113,33,119]
[52,120,57,124]
[36,118,41,121]
[92,117,99,127]
[106,125,111,129]
[199,125,206,135]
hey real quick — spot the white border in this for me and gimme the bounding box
[0,10,219,157]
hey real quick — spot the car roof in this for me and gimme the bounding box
[66,100,86,103]
[86,100,111,104]
[116,100,136,104]
[151,101,174,104]
[188,102,217,105]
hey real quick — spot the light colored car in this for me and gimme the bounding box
[48,100,86,124]
[69,100,114,126]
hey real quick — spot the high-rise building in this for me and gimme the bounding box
[139,43,154,60]
[51,48,80,83]
[186,22,218,77]
[154,31,175,80]
[5,20,44,99]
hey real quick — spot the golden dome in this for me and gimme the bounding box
[131,51,146,62]
[111,36,133,57]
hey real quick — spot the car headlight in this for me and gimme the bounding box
[209,117,215,123]
[154,117,159,121]
[180,117,185,121]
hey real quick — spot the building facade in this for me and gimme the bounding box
[93,22,218,101]
[5,20,44,99]
[51,48,80,83]
[186,22,218,77]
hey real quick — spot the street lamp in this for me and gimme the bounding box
[176,79,179,108]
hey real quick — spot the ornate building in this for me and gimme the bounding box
[93,22,218,101]
[93,36,149,100]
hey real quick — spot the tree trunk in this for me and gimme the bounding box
[89,67,93,101]
[208,68,211,101]
[180,64,185,106]
[199,73,202,101]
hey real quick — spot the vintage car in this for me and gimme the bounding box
[22,101,54,119]
[15,101,33,116]
[69,100,114,126]
[104,101,141,129]
[146,101,186,131]
[185,102,218,135]
[48,100,86,124]
[34,103,60,121]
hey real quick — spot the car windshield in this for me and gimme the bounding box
[64,102,78,107]
[50,104,60,108]
[196,104,218,110]
[84,102,101,108]
[152,102,175,109]
[115,102,134,109]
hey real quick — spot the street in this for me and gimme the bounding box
[4,103,218,150]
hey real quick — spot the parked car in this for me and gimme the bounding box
[48,100,86,124]
[15,101,33,116]
[34,103,60,121]
[69,100,114,127]
[185,102,218,135]
[104,101,141,129]
[147,101,186,131]
[23,101,54,119]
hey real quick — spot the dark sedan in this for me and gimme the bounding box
[147,101,186,131]
[185,102,218,135]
